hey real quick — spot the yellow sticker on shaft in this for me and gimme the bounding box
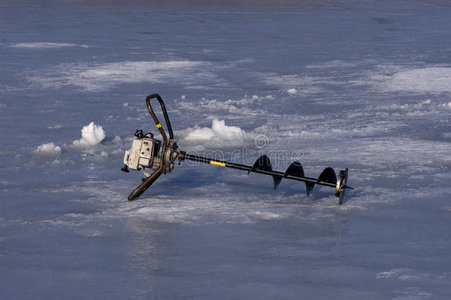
[156,123,162,128]
[210,160,226,167]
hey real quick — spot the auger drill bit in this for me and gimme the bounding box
[178,153,352,204]
[122,94,353,204]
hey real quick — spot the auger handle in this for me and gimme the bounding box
[145,94,174,142]
[128,169,163,201]
[128,94,174,201]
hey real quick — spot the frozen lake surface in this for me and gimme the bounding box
[1,0,451,299]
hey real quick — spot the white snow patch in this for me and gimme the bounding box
[177,96,268,116]
[376,67,451,94]
[376,268,418,280]
[263,74,315,87]
[248,211,282,220]
[185,119,246,141]
[179,119,250,149]
[134,207,198,223]
[76,229,110,237]
[47,124,63,129]
[34,143,62,156]
[10,42,88,49]
[305,60,357,69]
[73,122,105,147]
[26,60,219,91]
[287,88,297,94]
[258,73,327,94]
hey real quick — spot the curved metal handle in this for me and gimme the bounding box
[128,169,163,201]
[145,94,174,142]
[128,94,174,201]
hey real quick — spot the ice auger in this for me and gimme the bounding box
[121,94,352,204]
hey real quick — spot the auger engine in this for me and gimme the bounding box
[121,94,352,204]
[122,130,177,175]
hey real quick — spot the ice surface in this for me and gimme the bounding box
[1,0,451,299]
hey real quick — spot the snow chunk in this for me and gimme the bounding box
[34,143,62,156]
[179,119,250,149]
[287,88,297,94]
[185,119,247,141]
[73,122,105,147]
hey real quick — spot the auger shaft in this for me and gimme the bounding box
[181,153,337,188]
